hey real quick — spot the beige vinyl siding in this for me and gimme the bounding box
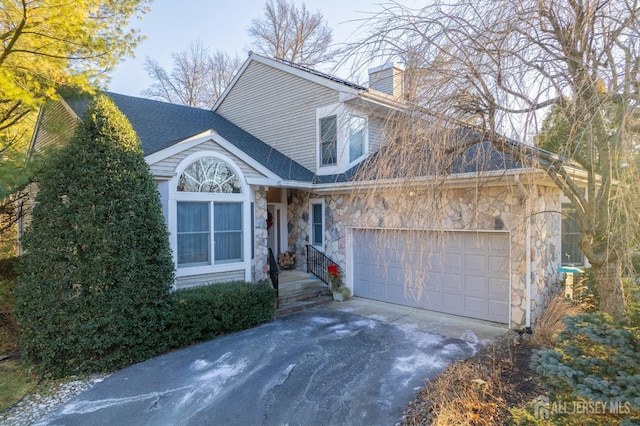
[367,116,387,155]
[216,61,340,171]
[175,270,245,289]
[32,101,78,153]
[149,140,269,181]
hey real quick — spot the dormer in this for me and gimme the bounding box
[315,103,368,175]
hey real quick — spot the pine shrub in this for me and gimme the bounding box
[530,313,640,424]
[15,95,175,378]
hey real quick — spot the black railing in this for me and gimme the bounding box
[306,244,338,287]
[268,248,279,303]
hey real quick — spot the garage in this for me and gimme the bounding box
[351,229,510,324]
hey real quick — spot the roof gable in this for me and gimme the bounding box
[214,53,365,111]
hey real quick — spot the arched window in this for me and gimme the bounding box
[177,157,242,193]
[175,156,245,268]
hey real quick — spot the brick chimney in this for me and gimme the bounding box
[368,63,405,97]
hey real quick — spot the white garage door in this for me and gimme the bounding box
[352,229,510,324]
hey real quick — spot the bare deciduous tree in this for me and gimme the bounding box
[142,40,241,109]
[349,0,640,319]
[248,0,333,66]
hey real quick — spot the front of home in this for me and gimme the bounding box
[30,54,585,327]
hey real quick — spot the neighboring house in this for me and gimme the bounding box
[29,53,585,327]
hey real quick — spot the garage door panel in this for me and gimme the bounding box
[464,296,488,316]
[489,278,509,294]
[464,253,487,273]
[353,230,510,324]
[444,274,463,291]
[488,233,510,251]
[443,253,463,269]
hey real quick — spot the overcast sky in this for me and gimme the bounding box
[108,0,417,97]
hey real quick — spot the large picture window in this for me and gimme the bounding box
[176,156,245,269]
[177,201,243,267]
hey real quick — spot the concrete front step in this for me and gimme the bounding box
[278,283,331,304]
[275,276,333,317]
[278,278,328,297]
[275,295,333,317]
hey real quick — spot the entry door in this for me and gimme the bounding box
[267,203,284,255]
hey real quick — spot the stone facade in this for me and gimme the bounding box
[252,186,269,282]
[285,181,563,327]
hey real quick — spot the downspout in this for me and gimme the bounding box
[515,174,532,328]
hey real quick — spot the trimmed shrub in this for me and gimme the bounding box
[15,95,174,378]
[165,281,276,348]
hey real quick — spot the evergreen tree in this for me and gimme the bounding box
[15,95,175,377]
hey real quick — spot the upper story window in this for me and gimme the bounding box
[320,115,337,166]
[177,157,242,193]
[317,103,369,174]
[348,116,366,163]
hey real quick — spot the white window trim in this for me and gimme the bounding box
[316,103,369,175]
[316,103,343,175]
[347,114,368,168]
[169,151,251,282]
[309,197,325,252]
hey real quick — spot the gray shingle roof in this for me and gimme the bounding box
[64,92,526,186]
[64,92,315,182]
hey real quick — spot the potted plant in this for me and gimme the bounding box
[327,264,349,301]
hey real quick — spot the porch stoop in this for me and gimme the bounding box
[275,271,332,317]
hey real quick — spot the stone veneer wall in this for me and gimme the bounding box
[286,183,562,327]
[252,186,269,282]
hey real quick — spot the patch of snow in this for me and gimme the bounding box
[328,324,346,331]
[368,314,388,322]
[460,329,479,343]
[191,359,211,370]
[395,323,444,348]
[272,364,296,388]
[334,329,358,336]
[393,353,443,374]
[310,316,336,324]
[197,358,247,383]
[59,386,191,415]
[352,319,378,329]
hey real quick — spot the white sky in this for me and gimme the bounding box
[108,0,417,97]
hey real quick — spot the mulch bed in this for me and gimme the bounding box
[401,331,544,425]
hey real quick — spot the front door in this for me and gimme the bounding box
[267,203,284,256]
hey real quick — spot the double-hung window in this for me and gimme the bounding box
[176,157,244,268]
[320,115,337,166]
[310,199,324,249]
[561,203,583,265]
[348,116,366,163]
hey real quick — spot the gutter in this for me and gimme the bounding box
[515,174,532,328]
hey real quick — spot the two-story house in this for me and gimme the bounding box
[30,53,582,327]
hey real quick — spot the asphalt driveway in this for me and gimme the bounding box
[36,308,479,426]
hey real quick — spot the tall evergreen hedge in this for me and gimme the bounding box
[15,95,175,377]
